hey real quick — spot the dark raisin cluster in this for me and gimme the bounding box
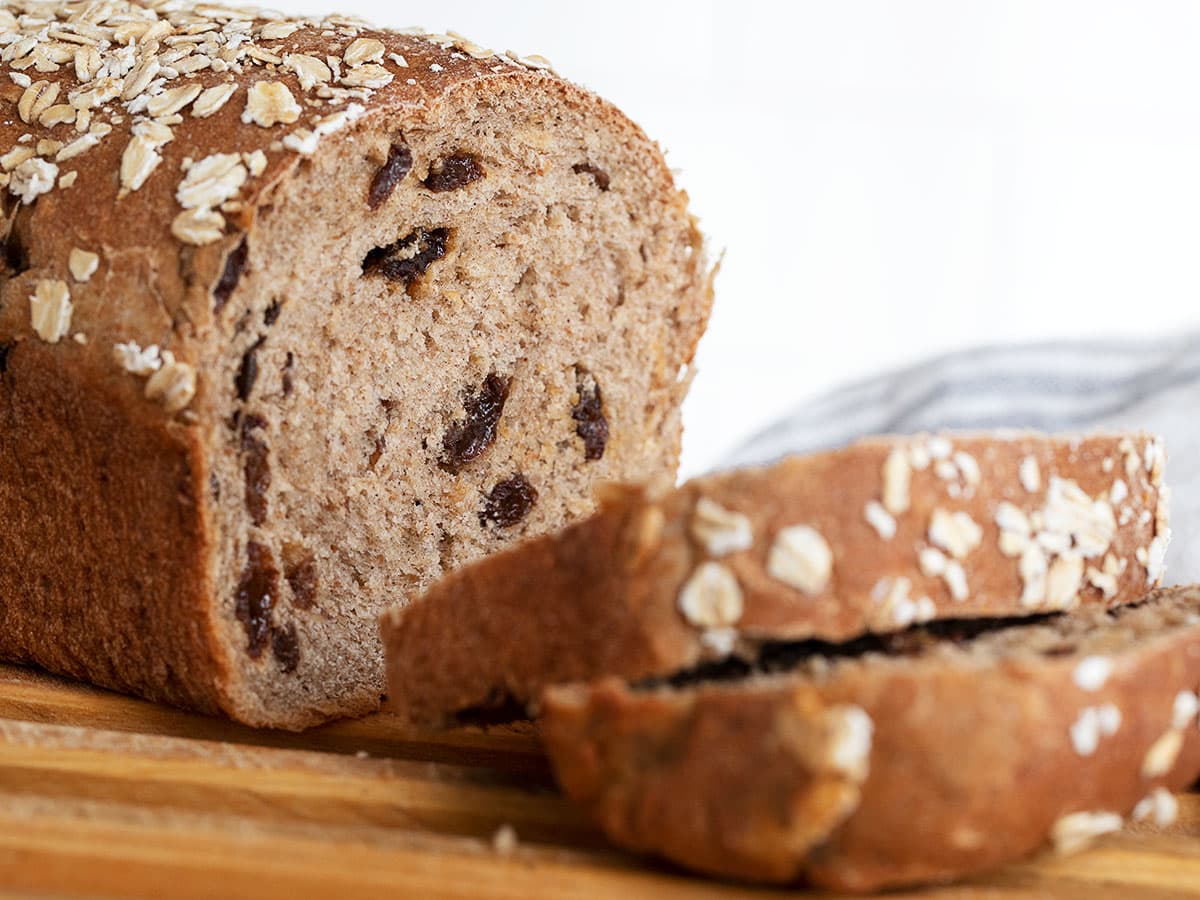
[368,143,413,209]
[285,552,319,610]
[480,474,538,527]
[363,228,450,284]
[213,237,248,312]
[423,153,485,192]
[441,374,511,472]
[235,541,277,659]
[572,374,609,460]
[572,162,611,191]
[240,414,270,526]
[235,542,305,672]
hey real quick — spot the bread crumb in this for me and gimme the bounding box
[492,824,518,856]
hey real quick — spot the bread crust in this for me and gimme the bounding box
[0,4,707,726]
[0,340,230,713]
[383,432,1168,725]
[540,586,1200,891]
[0,16,691,372]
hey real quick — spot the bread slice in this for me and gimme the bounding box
[0,5,710,728]
[541,585,1200,891]
[383,431,1169,725]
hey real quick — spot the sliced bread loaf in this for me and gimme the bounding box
[0,3,710,728]
[383,431,1169,725]
[541,585,1200,891]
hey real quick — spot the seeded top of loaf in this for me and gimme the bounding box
[0,1,557,238]
[0,1,652,418]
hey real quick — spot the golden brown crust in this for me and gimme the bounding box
[383,431,1168,726]
[382,496,699,726]
[0,340,229,713]
[540,586,1200,891]
[0,5,615,392]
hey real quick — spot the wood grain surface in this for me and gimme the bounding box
[0,663,1197,898]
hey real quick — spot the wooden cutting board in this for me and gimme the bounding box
[0,663,1198,899]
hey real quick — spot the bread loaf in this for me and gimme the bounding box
[0,2,710,728]
[541,586,1200,891]
[383,431,1169,726]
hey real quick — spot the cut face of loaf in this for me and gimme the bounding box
[541,586,1200,891]
[383,431,1170,726]
[0,5,710,728]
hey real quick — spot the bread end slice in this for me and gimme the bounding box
[383,431,1169,727]
[541,585,1200,891]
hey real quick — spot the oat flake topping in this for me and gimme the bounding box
[1132,787,1178,827]
[143,349,196,412]
[825,705,873,780]
[113,339,161,375]
[29,278,72,342]
[677,561,744,630]
[689,497,753,558]
[1051,811,1123,856]
[67,247,98,281]
[0,0,548,249]
[767,524,833,595]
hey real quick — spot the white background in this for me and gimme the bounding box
[280,0,1200,476]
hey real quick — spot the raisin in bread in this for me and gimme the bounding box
[383,432,1170,725]
[0,2,710,728]
[541,585,1200,891]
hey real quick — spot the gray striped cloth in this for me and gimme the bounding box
[723,334,1200,584]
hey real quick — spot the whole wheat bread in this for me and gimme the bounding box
[383,431,1169,726]
[0,1,710,728]
[541,585,1200,891]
